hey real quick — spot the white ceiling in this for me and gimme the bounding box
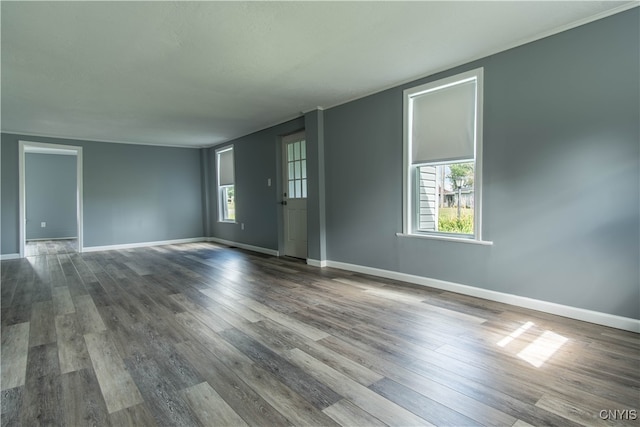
[1,1,635,148]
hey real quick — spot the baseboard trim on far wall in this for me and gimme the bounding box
[0,253,21,260]
[26,236,77,242]
[207,237,279,257]
[324,260,640,333]
[83,237,207,253]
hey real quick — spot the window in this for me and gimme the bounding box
[403,68,483,240]
[216,146,235,222]
[285,138,307,199]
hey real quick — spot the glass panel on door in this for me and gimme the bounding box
[286,139,307,199]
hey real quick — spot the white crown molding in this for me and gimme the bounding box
[321,2,640,112]
[204,112,306,149]
[3,130,205,149]
[323,260,640,333]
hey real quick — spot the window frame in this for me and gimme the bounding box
[216,145,236,223]
[402,68,485,242]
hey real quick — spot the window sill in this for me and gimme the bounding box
[218,220,237,224]
[396,232,493,246]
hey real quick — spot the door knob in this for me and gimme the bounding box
[281,201,288,205]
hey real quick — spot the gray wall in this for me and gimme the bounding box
[26,153,77,240]
[1,134,204,253]
[323,9,639,319]
[208,117,305,251]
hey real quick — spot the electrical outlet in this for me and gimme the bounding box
[41,222,46,228]
[267,178,271,187]
[241,223,245,230]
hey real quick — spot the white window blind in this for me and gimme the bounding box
[410,79,476,164]
[218,148,234,186]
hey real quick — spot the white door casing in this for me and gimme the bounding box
[282,132,307,259]
[19,141,83,258]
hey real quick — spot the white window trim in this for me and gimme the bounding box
[395,232,493,246]
[402,67,489,243]
[216,145,236,223]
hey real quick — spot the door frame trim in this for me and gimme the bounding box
[19,140,84,258]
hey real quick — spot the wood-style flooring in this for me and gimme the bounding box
[1,242,638,426]
[25,239,77,257]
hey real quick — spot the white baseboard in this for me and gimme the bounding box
[83,237,206,253]
[208,237,279,257]
[26,237,77,241]
[324,260,640,333]
[0,253,20,260]
[307,259,327,268]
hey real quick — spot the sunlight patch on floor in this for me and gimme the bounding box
[517,330,568,367]
[497,321,535,347]
[497,321,568,367]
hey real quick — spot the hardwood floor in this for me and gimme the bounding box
[25,239,77,257]
[1,242,638,426]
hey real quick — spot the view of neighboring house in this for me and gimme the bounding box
[418,164,475,232]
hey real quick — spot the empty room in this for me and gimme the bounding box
[1,2,638,426]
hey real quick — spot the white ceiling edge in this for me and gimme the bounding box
[3,2,637,151]
[5,130,203,150]
[318,1,640,112]
[204,107,327,149]
[203,111,309,149]
[202,2,639,149]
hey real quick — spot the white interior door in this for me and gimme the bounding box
[282,132,307,259]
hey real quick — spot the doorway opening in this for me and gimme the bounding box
[19,141,83,258]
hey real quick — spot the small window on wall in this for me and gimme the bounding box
[285,138,307,199]
[403,68,484,240]
[216,146,235,222]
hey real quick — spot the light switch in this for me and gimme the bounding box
[41,222,46,228]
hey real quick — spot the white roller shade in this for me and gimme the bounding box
[411,79,476,164]
[217,148,234,186]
